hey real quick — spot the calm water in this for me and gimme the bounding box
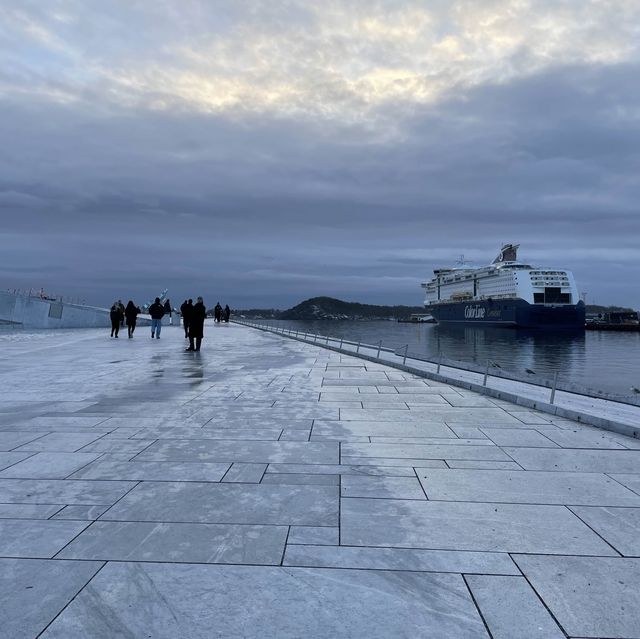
[263,320,640,397]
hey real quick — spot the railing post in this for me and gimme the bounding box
[483,360,490,386]
[356,341,361,353]
[550,372,559,405]
[376,340,382,358]
[313,334,317,342]
[437,352,442,374]
[326,335,329,344]
[402,344,409,365]
[339,338,343,349]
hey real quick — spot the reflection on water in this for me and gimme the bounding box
[267,320,640,396]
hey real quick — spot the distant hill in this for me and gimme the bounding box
[233,297,424,320]
[586,304,636,315]
[280,297,424,320]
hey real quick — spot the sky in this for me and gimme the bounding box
[1,0,639,309]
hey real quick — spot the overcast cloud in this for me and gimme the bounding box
[1,0,639,308]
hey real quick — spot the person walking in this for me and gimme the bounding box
[223,304,230,323]
[186,296,206,351]
[125,300,141,338]
[164,299,173,325]
[180,299,189,338]
[110,302,123,338]
[181,299,193,339]
[117,299,126,328]
[149,297,165,339]
[214,302,222,323]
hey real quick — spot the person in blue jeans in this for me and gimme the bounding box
[148,297,165,339]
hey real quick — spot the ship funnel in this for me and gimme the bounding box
[492,243,519,264]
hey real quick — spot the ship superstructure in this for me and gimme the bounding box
[421,244,585,328]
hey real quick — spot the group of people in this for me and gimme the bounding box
[214,302,231,323]
[178,298,207,351]
[109,300,141,339]
[110,296,225,352]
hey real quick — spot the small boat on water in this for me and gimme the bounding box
[398,313,436,324]
[421,244,585,329]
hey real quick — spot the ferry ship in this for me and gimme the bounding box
[421,244,585,329]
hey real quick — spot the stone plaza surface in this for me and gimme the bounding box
[0,322,639,638]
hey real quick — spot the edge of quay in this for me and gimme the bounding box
[237,321,640,441]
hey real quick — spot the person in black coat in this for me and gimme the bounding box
[110,302,123,338]
[180,299,192,339]
[163,299,173,325]
[214,302,222,323]
[124,300,141,338]
[223,304,230,322]
[186,296,206,351]
[148,297,165,339]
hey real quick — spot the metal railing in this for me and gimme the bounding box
[234,320,640,409]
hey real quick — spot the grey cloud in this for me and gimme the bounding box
[0,8,639,308]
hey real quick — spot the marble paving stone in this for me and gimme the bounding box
[136,439,339,464]
[504,447,640,473]
[341,457,448,468]
[342,442,511,461]
[0,519,89,557]
[364,395,448,405]
[0,558,103,639]
[59,520,288,565]
[514,555,640,639]
[70,459,231,481]
[287,526,339,545]
[14,431,104,452]
[20,415,109,428]
[395,386,459,393]
[265,463,417,476]
[103,415,212,428]
[101,481,339,526]
[41,562,489,639]
[52,504,110,520]
[222,463,267,483]
[369,436,495,446]
[78,438,157,453]
[262,473,339,486]
[0,478,137,505]
[146,427,284,440]
[341,498,616,554]
[312,420,456,438]
[340,408,520,423]
[284,545,519,574]
[310,434,371,442]
[0,503,63,519]
[323,379,426,387]
[416,468,640,506]
[507,411,554,424]
[0,431,48,450]
[447,426,489,439]
[569,506,640,556]
[0,451,33,471]
[0,452,101,479]
[359,401,409,410]
[480,428,559,448]
[466,575,565,639]
[341,476,426,500]
[609,473,640,495]
[540,428,628,449]
[445,460,523,470]
[279,429,310,441]
[204,418,313,430]
[442,396,498,407]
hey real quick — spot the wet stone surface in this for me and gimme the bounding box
[1,322,639,637]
